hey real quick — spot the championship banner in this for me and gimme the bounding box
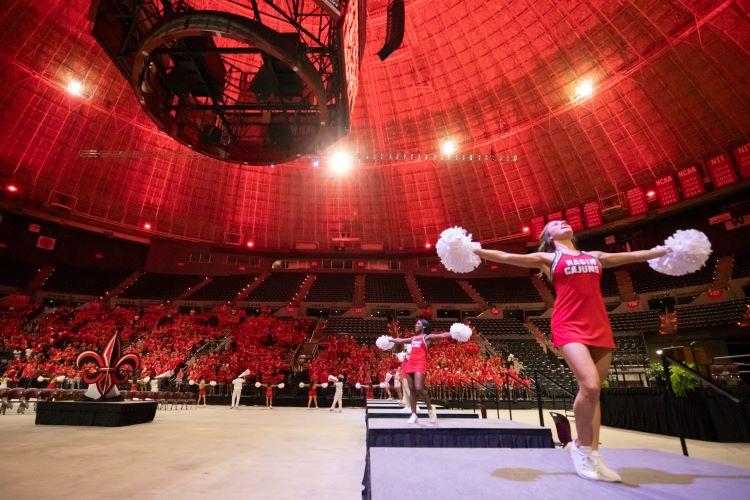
[625,187,648,216]
[583,201,603,228]
[654,174,680,207]
[706,152,738,188]
[565,206,584,231]
[677,165,705,199]
[732,142,750,179]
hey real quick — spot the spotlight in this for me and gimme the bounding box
[330,150,353,174]
[246,241,254,248]
[424,243,432,249]
[312,159,319,168]
[143,222,152,230]
[646,190,656,198]
[656,349,663,355]
[440,139,457,156]
[6,184,18,193]
[573,79,594,101]
[522,226,530,233]
[66,79,84,96]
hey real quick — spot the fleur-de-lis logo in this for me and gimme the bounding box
[76,333,140,398]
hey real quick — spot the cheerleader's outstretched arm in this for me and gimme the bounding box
[588,247,671,268]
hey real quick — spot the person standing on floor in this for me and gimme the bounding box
[329,374,344,412]
[230,375,245,409]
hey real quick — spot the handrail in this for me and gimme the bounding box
[661,353,744,456]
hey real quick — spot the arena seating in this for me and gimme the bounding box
[532,310,661,336]
[0,260,38,288]
[414,276,473,304]
[185,275,257,301]
[466,277,541,303]
[675,298,750,330]
[732,250,750,279]
[120,273,204,300]
[42,265,131,296]
[628,261,715,294]
[468,318,530,336]
[244,273,307,302]
[490,338,575,390]
[612,334,648,366]
[600,268,620,297]
[364,274,413,303]
[324,317,390,340]
[305,274,355,302]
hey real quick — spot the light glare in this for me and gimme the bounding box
[66,79,84,96]
[440,139,457,156]
[330,150,353,174]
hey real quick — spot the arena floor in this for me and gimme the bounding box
[2,405,749,499]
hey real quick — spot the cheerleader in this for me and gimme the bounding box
[197,379,207,406]
[300,381,319,409]
[393,366,403,403]
[474,219,670,482]
[389,319,452,423]
[262,383,275,409]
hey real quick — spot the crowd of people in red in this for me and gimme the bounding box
[2,293,528,399]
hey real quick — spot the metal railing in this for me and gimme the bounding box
[661,353,744,456]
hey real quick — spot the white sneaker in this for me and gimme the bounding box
[408,413,418,424]
[569,441,603,481]
[428,406,437,423]
[591,450,622,482]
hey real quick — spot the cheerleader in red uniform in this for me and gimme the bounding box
[474,219,669,482]
[264,383,274,409]
[389,319,452,424]
[300,381,319,409]
[197,379,208,406]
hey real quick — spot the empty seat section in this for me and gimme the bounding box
[120,273,203,300]
[43,264,131,296]
[466,277,541,303]
[187,275,257,301]
[364,274,413,303]
[414,276,473,303]
[245,273,306,302]
[305,274,355,302]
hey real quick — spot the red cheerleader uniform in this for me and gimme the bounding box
[308,386,317,397]
[266,387,273,398]
[549,251,614,349]
[403,335,428,374]
[366,387,374,399]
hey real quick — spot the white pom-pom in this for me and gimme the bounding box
[143,376,151,384]
[355,382,362,390]
[375,335,395,351]
[255,382,262,388]
[55,375,66,382]
[277,383,285,389]
[328,375,338,383]
[299,382,306,388]
[436,226,482,273]
[189,379,195,385]
[648,229,712,276]
[209,381,217,386]
[450,323,473,342]
[37,376,45,382]
[379,382,386,389]
[396,352,407,363]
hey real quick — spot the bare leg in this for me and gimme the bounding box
[313,396,318,408]
[413,372,433,410]
[406,374,418,414]
[307,396,312,408]
[560,343,603,448]
[590,347,613,451]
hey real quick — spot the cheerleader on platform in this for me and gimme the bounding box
[474,219,670,482]
[388,319,452,424]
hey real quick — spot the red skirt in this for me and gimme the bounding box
[308,389,316,396]
[266,389,273,397]
[199,389,206,397]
